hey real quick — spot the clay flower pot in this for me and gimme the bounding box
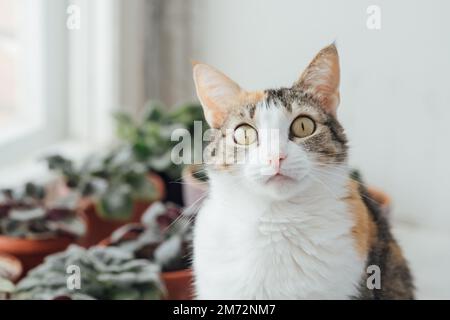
[79,173,166,247]
[0,235,74,275]
[98,237,193,300]
[182,165,208,209]
[161,268,193,300]
[0,209,88,276]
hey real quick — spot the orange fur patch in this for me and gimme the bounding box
[202,90,265,128]
[239,90,266,106]
[345,180,377,258]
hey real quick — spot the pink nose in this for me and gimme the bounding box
[268,154,286,170]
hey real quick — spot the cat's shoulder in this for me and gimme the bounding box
[345,174,415,299]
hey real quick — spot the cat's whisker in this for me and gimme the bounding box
[311,166,374,191]
[307,172,340,201]
[168,166,210,184]
[169,181,210,186]
[166,190,209,232]
[311,168,377,204]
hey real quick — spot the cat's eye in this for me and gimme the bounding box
[290,116,316,138]
[234,124,258,145]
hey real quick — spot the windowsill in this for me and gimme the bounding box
[0,116,42,146]
[0,139,109,189]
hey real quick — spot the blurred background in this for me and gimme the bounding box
[0,0,449,299]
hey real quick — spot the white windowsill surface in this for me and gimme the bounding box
[0,139,107,189]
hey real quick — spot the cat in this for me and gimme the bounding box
[191,44,414,299]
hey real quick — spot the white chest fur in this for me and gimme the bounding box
[193,177,366,299]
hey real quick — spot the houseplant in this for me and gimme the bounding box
[13,244,164,300]
[115,101,207,206]
[100,201,194,299]
[13,199,193,301]
[0,185,86,273]
[46,146,165,246]
[44,101,206,246]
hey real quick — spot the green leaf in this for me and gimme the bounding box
[13,245,164,300]
[132,176,157,201]
[143,101,165,122]
[97,185,134,220]
[114,112,136,141]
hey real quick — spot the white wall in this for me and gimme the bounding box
[192,0,450,230]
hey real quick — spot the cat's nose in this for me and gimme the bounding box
[268,154,286,171]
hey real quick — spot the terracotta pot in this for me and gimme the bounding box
[0,235,74,275]
[182,165,208,209]
[161,268,193,300]
[0,253,23,283]
[0,210,88,276]
[99,236,193,300]
[79,173,166,247]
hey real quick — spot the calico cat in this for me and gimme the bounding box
[191,44,414,299]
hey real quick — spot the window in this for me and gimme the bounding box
[0,0,40,148]
[0,0,121,169]
[0,0,20,129]
[0,0,68,166]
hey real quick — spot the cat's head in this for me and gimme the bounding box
[193,44,347,200]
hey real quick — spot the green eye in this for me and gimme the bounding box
[234,124,258,145]
[290,116,316,138]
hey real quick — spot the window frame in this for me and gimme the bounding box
[67,0,120,144]
[0,0,121,168]
[0,0,68,166]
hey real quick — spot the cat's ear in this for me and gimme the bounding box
[193,62,243,128]
[294,44,340,116]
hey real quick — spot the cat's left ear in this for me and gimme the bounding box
[294,44,340,116]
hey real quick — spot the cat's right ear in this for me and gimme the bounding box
[192,62,243,128]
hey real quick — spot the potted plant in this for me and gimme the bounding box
[99,201,194,300]
[13,244,164,300]
[45,101,206,246]
[0,185,86,273]
[46,146,165,246]
[115,101,207,206]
